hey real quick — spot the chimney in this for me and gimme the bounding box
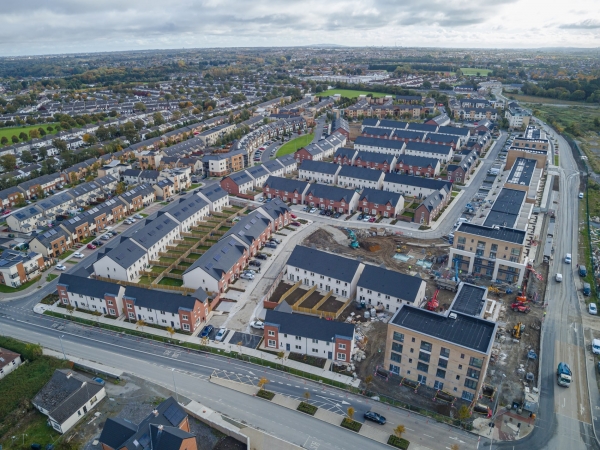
[152,409,159,417]
[158,425,163,431]
[66,372,73,379]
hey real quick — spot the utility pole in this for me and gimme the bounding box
[171,368,179,403]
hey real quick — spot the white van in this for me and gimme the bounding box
[593,339,600,355]
[555,273,563,282]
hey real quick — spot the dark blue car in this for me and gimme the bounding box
[364,411,386,424]
[200,325,214,338]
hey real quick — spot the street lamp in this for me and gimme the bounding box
[171,368,179,403]
[58,335,66,360]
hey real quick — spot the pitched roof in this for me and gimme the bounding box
[299,160,340,175]
[57,273,122,299]
[223,211,271,247]
[384,173,452,191]
[263,176,309,193]
[184,237,247,280]
[100,238,146,269]
[404,141,453,155]
[338,165,384,181]
[265,310,355,341]
[124,285,205,312]
[197,185,227,202]
[159,196,208,224]
[334,147,357,160]
[129,216,179,250]
[359,188,402,205]
[32,369,104,424]
[354,136,406,151]
[395,154,439,168]
[305,184,357,203]
[286,246,361,283]
[358,265,424,302]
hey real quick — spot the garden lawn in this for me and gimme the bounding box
[157,277,183,287]
[460,67,492,76]
[276,134,314,157]
[0,275,41,293]
[316,89,388,99]
[0,123,60,147]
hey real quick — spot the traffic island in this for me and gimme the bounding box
[296,401,317,416]
[387,435,410,449]
[256,389,275,400]
[340,418,362,432]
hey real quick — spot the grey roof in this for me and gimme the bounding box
[160,196,208,224]
[361,118,380,127]
[277,154,297,167]
[227,171,253,187]
[140,170,160,180]
[426,133,460,145]
[19,173,61,190]
[184,237,247,281]
[57,273,122,299]
[338,165,384,181]
[263,176,309,193]
[378,119,408,129]
[265,310,355,341]
[404,142,453,156]
[384,173,452,191]
[257,197,289,220]
[483,188,525,228]
[359,188,402,206]
[362,127,394,137]
[99,397,192,450]
[354,151,394,164]
[395,154,439,168]
[70,181,101,197]
[305,184,357,203]
[37,192,74,211]
[334,147,357,160]
[299,160,340,175]
[94,174,118,187]
[129,216,178,250]
[223,210,271,247]
[246,164,270,179]
[262,159,285,173]
[437,126,470,137]
[457,222,526,244]
[32,369,104,424]
[391,305,497,353]
[506,158,536,187]
[120,183,155,203]
[124,284,207,312]
[12,205,43,221]
[197,184,228,202]
[101,238,146,269]
[35,227,70,246]
[407,123,438,133]
[122,169,142,178]
[354,136,406,150]
[418,190,447,213]
[358,265,424,302]
[0,185,24,200]
[450,283,487,317]
[286,246,360,283]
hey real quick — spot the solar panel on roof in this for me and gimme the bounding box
[213,254,222,261]
[228,239,236,246]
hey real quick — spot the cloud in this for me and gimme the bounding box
[0,0,597,55]
[560,19,600,29]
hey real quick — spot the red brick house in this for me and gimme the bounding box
[358,188,404,218]
[395,155,440,177]
[304,184,359,214]
[333,148,357,166]
[263,176,310,204]
[353,151,396,172]
[446,164,468,183]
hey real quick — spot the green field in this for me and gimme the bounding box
[460,68,492,76]
[276,133,315,157]
[0,123,60,146]
[317,89,389,99]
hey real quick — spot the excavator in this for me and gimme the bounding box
[512,322,523,339]
[426,289,440,311]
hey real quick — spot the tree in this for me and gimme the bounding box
[153,112,165,126]
[166,326,175,339]
[135,319,147,332]
[69,171,78,185]
[393,425,406,439]
[134,119,145,130]
[134,102,147,112]
[450,444,460,450]
[14,193,26,207]
[83,133,98,145]
[19,131,28,141]
[0,136,7,145]
[364,375,373,391]
[21,150,34,163]
[115,181,127,195]
[257,377,269,390]
[96,125,110,141]
[53,139,67,153]
[39,147,47,159]
[66,304,75,318]
[35,185,45,199]
[23,343,43,361]
[0,154,17,171]
[346,407,355,421]
[28,129,40,139]
[422,80,432,89]
[41,158,56,175]
[303,391,311,401]
[85,174,94,182]
[457,404,471,425]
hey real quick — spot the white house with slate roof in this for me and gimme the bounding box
[337,165,385,190]
[357,264,426,312]
[32,369,106,434]
[285,246,364,299]
[57,273,126,316]
[298,160,341,185]
[93,238,149,282]
[129,216,180,261]
[196,185,229,212]
[159,195,209,233]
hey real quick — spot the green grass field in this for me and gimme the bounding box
[460,68,492,76]
[276,133,315,157]
[0,123,60,146]
[506,92,589,106]
[317,89,389,99]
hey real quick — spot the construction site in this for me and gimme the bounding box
[293,223,546,421]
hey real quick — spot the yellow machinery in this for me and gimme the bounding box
[512,322,522,339]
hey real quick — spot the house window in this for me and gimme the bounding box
[393,332,404,343]
[469,356,483,368]
[312,348,318,353]
[433,380,444,390]
[337,353,346,361]
[295,336,301,341]
[438,358,448,369]
[467,368,481,380]
[339,343,346,350]
[417,374,427,384]
[390,352,401,363]
[462,391,475,401]
[182,315,188,320]
[268,330,275,337]
[440,347,450,358]
[436,369,446,379]
[267,339,276,347]
[420,341,432,352]
[417,362,429,373]
[464,378,478,390]
[392,342,403,353]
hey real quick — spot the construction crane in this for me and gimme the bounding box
[426,289,440,311]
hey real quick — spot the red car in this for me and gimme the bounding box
[87,243,96,249]
[368,217,377,223]
[290,214,297,218]
[291,222,301,226]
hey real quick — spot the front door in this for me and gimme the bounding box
[286,343,290,351]
[328,351,332,359]
[171,321,174,327]
[103,307,106,314]
[74,301,78,307]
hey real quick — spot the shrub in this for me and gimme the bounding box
[297,401,317,416]
[340,418,362,432]
[388,435,410,449]
[256,389,275,400]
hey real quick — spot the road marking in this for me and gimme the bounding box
[424,434,434,438]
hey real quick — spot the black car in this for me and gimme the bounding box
[364,411,386,424]
[265,242,277,249]
[319,209,327,215]
[249,260,262,267]
[357,214,364,221]
[92,240,103,246]
[255,253,268,260]
[333,212,341,219]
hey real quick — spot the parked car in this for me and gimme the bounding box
[244,269,257,275]
[56,264,67,271]
[265,242,277,249]
[134,214,143,219]
[87,243,96,249]
[250,320,264,330]
[249,260,262,267]
[333,212,341,219]
[92,240,103,246]
[215,328,227,342]
[319,209,327,215]
[290,214,297,219]
[255,254,268,260]
[200,325,214,338]
[270,238,281,244]
[364,411,386,424]
[124,219,132,225]
[589,303,598,315]
[309,207,318,213]
[325,210,332,216]
[93,377,105,385]
[579,192,584,199]
[240,272,254,280]
[100,234,110,240]
[291,221,301,226]
[73,252,84,258]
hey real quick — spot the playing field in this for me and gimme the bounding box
[0,123,60,146]
[317,89,389,99]
[460,68,492,76]
[275,133,314,157]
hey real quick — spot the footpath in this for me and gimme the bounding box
[36,302,359,388]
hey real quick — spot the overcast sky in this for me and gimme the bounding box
[2,0,599,56]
